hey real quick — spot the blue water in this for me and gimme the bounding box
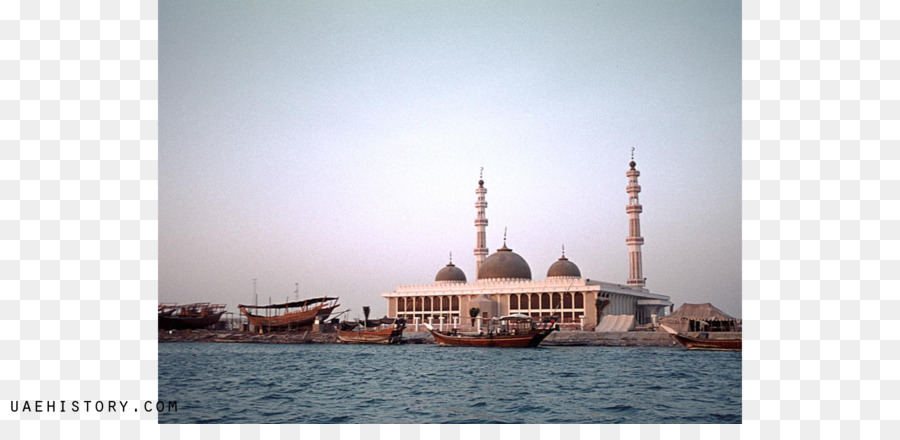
[158,343,740,424]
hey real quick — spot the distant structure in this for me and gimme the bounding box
[474,167,489,278]
[626,150,645,287]
[381,159,671,328]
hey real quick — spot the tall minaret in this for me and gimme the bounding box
[474,168,489,277]
[626,150,645,288]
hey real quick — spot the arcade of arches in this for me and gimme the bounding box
[393,292,587,324]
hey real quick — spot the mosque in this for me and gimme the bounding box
[381,158,672,330]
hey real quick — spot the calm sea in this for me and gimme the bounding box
[158,342,740,424]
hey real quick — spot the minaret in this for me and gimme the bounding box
[474,168,489,278]
[626,151,645,288]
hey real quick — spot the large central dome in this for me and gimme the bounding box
[477,244,532,280]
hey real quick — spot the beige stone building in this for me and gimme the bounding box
[381,160,671,329]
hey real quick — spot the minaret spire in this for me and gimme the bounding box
[474,169,489,278]
[626,152,645,288]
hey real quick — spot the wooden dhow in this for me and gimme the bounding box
[239,297,339,333]
[660,324,741,351]
[158,303,226,330]
[425,314,558,348]
[337,318,406,344]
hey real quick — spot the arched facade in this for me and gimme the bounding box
[394,294,462,324]
[384,278,670,328]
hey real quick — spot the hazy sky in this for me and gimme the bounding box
[160,1,741,320]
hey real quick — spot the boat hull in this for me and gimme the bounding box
[241,304,338,332]
[337,328,404,344]
[428,328,555,348]
[673,333,741,351]
[158,312,225,330]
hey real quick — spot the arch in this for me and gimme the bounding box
[521,294,529,309]
[415,297,422,312]
[531,293,539,310]
[442,296,450,311]
[574,292,584,308]
[510,294,519,310]
[563,293,573,309]
[424,297,432,312]
[541,293,550,310]
[452,296,459,311]
[552,293,561,309]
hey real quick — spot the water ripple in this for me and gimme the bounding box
[159,343,740,424]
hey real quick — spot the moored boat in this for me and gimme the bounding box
[239,297,339,333]
[337,318,406,344]
[158,303,227,330]
[425,314,558,348]
[660,324,741,351]
[672,333,741,351]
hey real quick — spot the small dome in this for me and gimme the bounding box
[477,244,532,280]
[435,262,467,283]
[547,255,581,278]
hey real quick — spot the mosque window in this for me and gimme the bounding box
[541,293,550,310]
[442,296,450,310]
[415,297,422,311]
[574,293,584,308]
[452,296,459,311]
[521,294,529,309]
[563,293,573,309]
[424,297,432,312]
[531,293,539,310]
[510,295,519,310]
[552,293,561,309]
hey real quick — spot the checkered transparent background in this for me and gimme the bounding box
[1,0,895,438]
